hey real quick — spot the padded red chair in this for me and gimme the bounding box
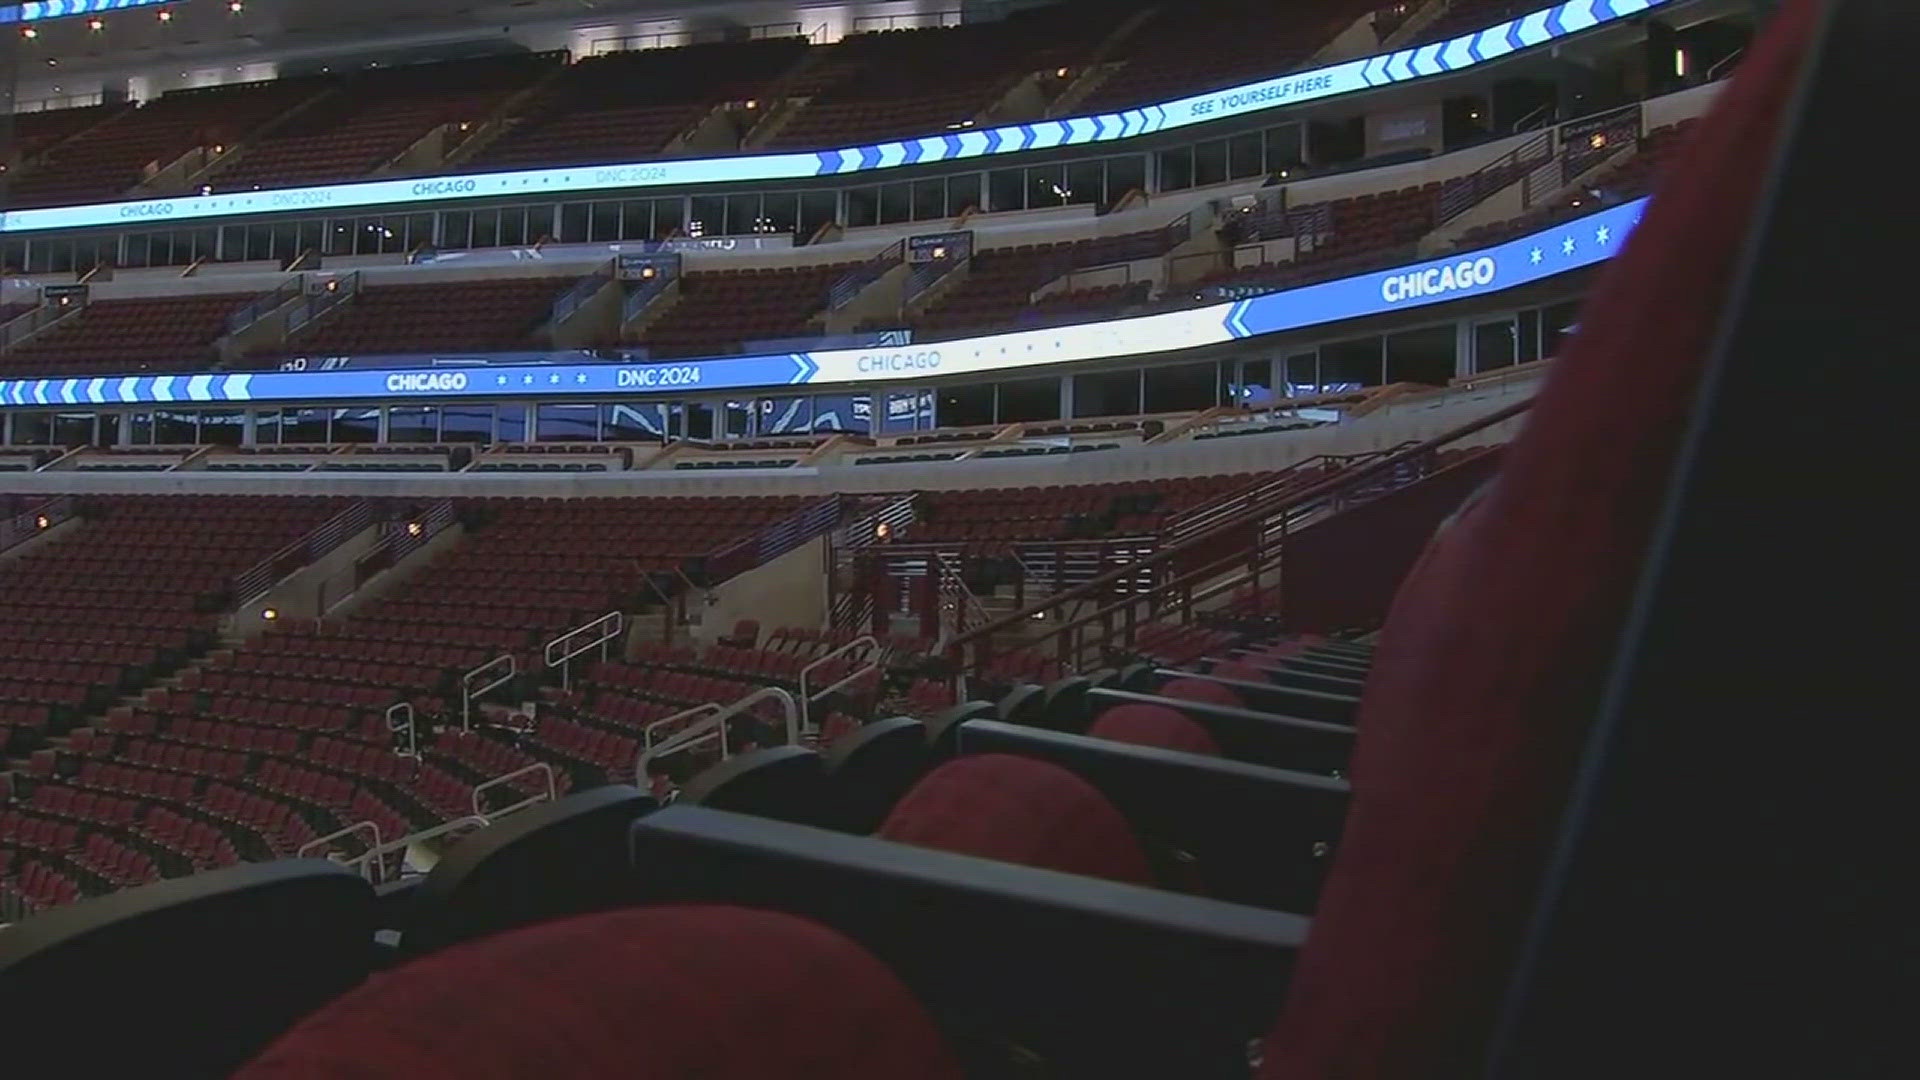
[236,906,963,1079]
[1258,0,1820,1074]
[1087,703,1222,756]
[879,754,1153,885]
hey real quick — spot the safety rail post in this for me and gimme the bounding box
[471,763,557,820]
[461,654,517,733]
[298,820,384,882]
[387,702,418,759]
[797,636,881,736]
[544,610,624,690]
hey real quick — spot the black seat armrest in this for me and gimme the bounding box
[628,805,1306,1076]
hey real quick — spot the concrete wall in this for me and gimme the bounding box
[687,535,831,644]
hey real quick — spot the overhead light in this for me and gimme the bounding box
[35,515,50,530]
[88,18,105,32]
[230,1,245,12]
[261,607,279,621]
[406,522,423,537]
[1055,67,1069,78]
[46,58,58,67]
[20,27,36,39]
[158,9,173,22]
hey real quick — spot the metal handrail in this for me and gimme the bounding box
[635,687,799,781]
[471,763,557,820]
[387,702,418,759]
[643,702,724,751]
[298,820,383,870]
[948,399,1532,671]
[354,814,490,884]
[544,610,624,690]
[1163,450,1395,546]
[230,499,375,605]
[461,654,517,732]
[0,495,75,555]
[1038,444,1504,669]
[798,636,881,735]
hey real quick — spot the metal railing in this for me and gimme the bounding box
[828,493,920,633]
[298,820,383,866]
[635,687,800,782]
[545,610,624,690]
[1437,129,1555,225]
[550,261,614,326]
[948,401,1531,676]
[471,763,557,820]
[622,264,680,323]
[387,702,419,760]
[0,495,75,555]
[700,494,846,584]
[230,500,376,606]
[830,239,903,309]
[351,814,490,884]
[1163,451,1394,547]
[225,277,304,335]
[461,654,517,732]
[798,636,881,735]
[0,294,85,352]
[643,702,725,752]
[285,271,361,338]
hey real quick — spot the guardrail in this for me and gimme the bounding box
[387,702,419,759]
[316,498,456,616]
[550,260,614,326]
[830,239,903,310]
[948,400,1531,675]
[352,814,490,885]
[798,636,881,735]
[461,653,517,732]
[699,494,845,585]
[635,687,799,783]
[298,820,383,868]
[0,495,75,555]
[225,277,304,335]
[1437,128,1556,225]
[230,499,376,606]
[471,763,557,820]
[0,295,84,352]
[285,271,361,338]
[544,610,623,690]
[622,261,681,323]
[1163,451,1397,547]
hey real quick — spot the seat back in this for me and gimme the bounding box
[0,861,376,1076]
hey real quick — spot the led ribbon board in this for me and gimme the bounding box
[0,198,1646,409]
[0,0,173,24]
[0,0,1669,235]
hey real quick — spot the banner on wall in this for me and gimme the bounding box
[0,1,1672,236]
[0,198,1646,411]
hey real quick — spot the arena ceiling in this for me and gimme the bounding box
[11,0,815,73]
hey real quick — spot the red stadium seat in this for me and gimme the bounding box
[236,906,965,1079]
[879,753,1153,884]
